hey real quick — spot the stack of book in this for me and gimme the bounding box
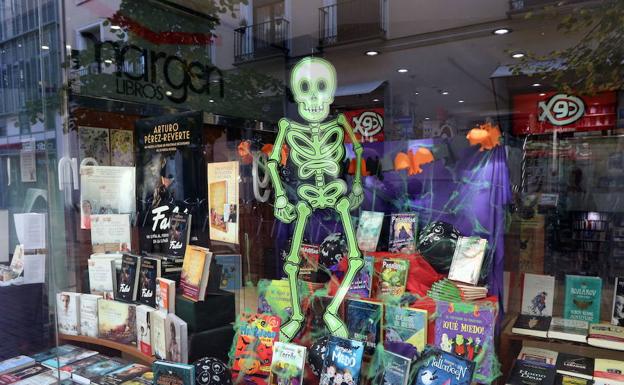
[427,278,488,301]
[587,324,624,351]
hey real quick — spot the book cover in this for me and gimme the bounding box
[168,213,192,257]
[448,236,487,285]
[379,258,409,297]
[156,277,176,313]
[257,279,293,322]
[0,363,49,384]
[434,301,496,382]
[587,323,624,350]
[13,371,70,385]
[109,128,134,167]
[180,245,212,301]
[31,345,78,363]
[518,347,558,366]
[79,126,110,166]
[522,274,556,317]
[97,300,137,345]
[415,347,475,385]
[512,314,552,338]
[612,277,624,326]
[207,161,240,245]
[42,347,98,369]
[80,166,135,230]
[345,299,382,355]
[299,244,320,282]
[88,258,116,300]
[90,214,131,254]
[72,356,128,383]
[151,310,167,360]
[137,256,161,307]
[153,361,194,385]
[388,213,418,253]
[555,353,594,380]
[554,374,594,385]
[356,211,384,252]
[348,255,374,298]
[166,313,189,364]
[0,356,35,375]
[384,305,427,354]
[373,350,411,385]
[507,359,556,385]
[232,313,281,377]
[593,359,624,385]
[94,363,150,385]
[548,317,588,342]
[57,292,81,336]
[80,294,102,338]
[136,305,154,356]
[215,254,242,291]
[117,254,141,302]
[135,111,207,253]
[320,337,365,385]
[269,342,307,385]
[563,275,602,323]
[60,354,105,373]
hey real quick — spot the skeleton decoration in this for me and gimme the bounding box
[267,57,364,341]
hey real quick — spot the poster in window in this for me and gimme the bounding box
[80,166,135,230]
[207,161,239,244]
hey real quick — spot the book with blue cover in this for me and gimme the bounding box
[348,255,374,298]
[374,350,411,385]
[215,254,242,291]
[384,305,428,354]
[320,337,365,385]
[415,347,475,385]
[153,361,194,385]
[356,211,384,252]
[345,298,382,355]
[563,275,602,324]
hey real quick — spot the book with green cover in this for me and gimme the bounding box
[563,275,602,324]
[378,258,409,298]
[384,305,427,353]
[258,279,292,321]
[269,342,307,385]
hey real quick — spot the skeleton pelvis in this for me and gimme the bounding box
[297,180,347,209]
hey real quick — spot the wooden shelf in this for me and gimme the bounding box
[58,334,155,365]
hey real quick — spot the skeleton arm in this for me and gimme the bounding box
[267,118,296,223]
[337,114,364,210]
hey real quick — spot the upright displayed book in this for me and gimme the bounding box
[168,213,191,257]
[232,313,281,377]
[513,314,552,338]
[587,323,624,350]
[378,258,409,297]
[156,277,176,313]
[299,244,320,282]
[269,342,307,385]
[555,353,594,380]
[522,274,556,317]
[135,111,207,253]
[388,213,418,253]
[90,214,131,253]
[165,313,189,363]
[415,347,475,385]
[80,293,102,338]
[384,305,427,353]
[547,317,588,342]
[345,298,382,355]
[88,258,117,300]
[137,256,161,307]
[563,275,602,323]
[320,337,365,385]
[97,300,137,345]
[215,254,242,291]
[356,211,384,252]
[257,279,293,322]
[348,255,374,298]
[593,359,624,385]
[151,310,167,360]
[153,361,194,385]
[373,350,411,385]
[612,276,624,326]
[57,292,81,336]
[207,161,240,245]
[180,245,213,302]
[117,254,142,302]
[136,305,154,356]
[448,236,487,285]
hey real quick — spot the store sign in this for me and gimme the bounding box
[512,91,616,135]
[344,108,384,142]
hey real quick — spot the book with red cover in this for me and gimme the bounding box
[232,313,281,378]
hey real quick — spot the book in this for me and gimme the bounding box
[207,161,240,245]
[117,254,142,302]
[11,370,70,385]
[257,279,293,322]
[522,274,556,317]
[388,213,418,253]
[554,374,594,385]
[384,305,427,354]
[506,359,556,385]
[269,342,307,385]
[448,236,487,285]
[612,277,624,327]
[320,337,365,385]
[150,310,167,360]
[348,255,374,298]
[93,363,150,385]
[215,254,242,291]
[168,213,191,257]
[60,354,105,374]
[587,323,624,351]
[90,214,131,254]
[593,359,624,385]
[80,294,102,338]
[165,313,189,363]
[88,259,117,300]
[0,356,34,375]
[356,211,384,252]
[97,300,137,345]
[345,298,382,355]
[512,314,552,338]
[563,275,602,324]
[0,363,49,384]
[42,347,98,369]
[153,361,194,385]
[232,313,281,377]
[136,305,154,356]
[299,244,320,282]
[415,347,475,385]
[72,356,127,384]
[555,353,594,380]
[79,126,110,166]
[109,128,134,167]
[373,350,411,385]
[378,258,409,297]
[180,245,213,301]
[57,292,81,336]
[155,278,176,313]
[548,317,588,343]
[137,256,161,307]
[518,347,558,366]
[31,345,78,363]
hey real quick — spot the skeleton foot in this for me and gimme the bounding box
[323,312,348,338]
[280,317,304,342]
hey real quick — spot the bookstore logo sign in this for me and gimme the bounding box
[538,94,585,126]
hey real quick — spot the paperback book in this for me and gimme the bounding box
[448,236,487,285]
[320,337,365,385]
[415,347,475,385]
[547,317,588,343]
[506,359,556,385]
[517,347,558,366]
[207,161,240,245]
[299,244,320,282]
[378,258,409,297]
[168,212,191,257]
[151,310,167,360]
[356,211,384,252]
[42,347,98,369]
[384,305,427,354]
[0,363,49,385]
[57,292,81,336]
[31,345,78,363]
[587,323,624,350]
[593,359,624,385]
[137,256,161,307]
[345,298,382,355]
[388,213,418,253]
[94,363,150,385]
[563,275,602,323]
[258,279,293,322]
[117,254,141,302]
[555,353,594,380]
[97,300,137,345]
[373,350,411,385]
[153,361,194,385]
[136,305,154,356]
[512,314,552,338]
[90,214,131,254]
[269,342,307,385]
[180,245,213,301]
[0,356,35,375]
[80,293,102,338]
[155,277,176,313]
[88,258,116,300]
[554,374,594,385]
[348,255,374,298]
[232,313,281,377]
[72,356,128,384]
[522,274,555,317]
[612,277,624,327]
[166,313,189,363]
[215,254,242,291]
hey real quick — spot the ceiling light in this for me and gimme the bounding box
[458,100,465,103]
[441,91,449,95]
[414,92,419,95]
[511,52,525,59]
[365,50,379,56]
[104,59,113,64]
[493,28,511,35]
[532,83,541,87]
[397,68,408,73]
[110,25,121,30]
[258,91,264,94]
[373,98,380,102]
[165,91,172,96]
[41,45,49,50]
[539,93,546,96]
[425,117,430,120]
[209,99,215,103]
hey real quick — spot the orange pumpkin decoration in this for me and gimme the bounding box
[466,122,501,151]
[261,144,289,166]
[394,147,435,175]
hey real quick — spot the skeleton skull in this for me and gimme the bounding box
[290,57,337,123]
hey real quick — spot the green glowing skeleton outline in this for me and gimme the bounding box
[267,57,364,341]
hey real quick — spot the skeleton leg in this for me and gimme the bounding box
[324,197,363,337]
[281,201,312,342]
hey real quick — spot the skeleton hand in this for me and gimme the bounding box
[348,181,364,210]
[274,194,296,223]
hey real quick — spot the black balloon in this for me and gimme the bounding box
[417,221,461,273]
[307,335,330,377]
[194,357,232,385]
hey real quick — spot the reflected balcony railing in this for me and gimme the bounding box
[234,18,290,63]
[319,0,387,47]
